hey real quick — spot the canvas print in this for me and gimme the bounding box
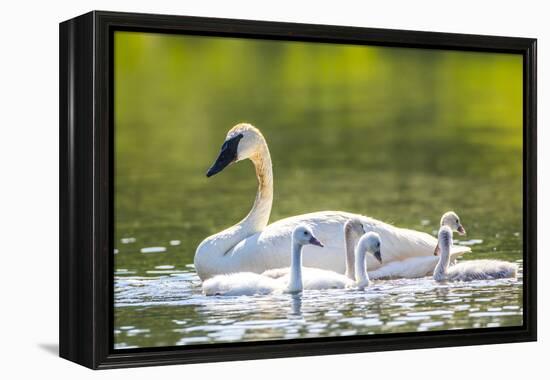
[113,31,523,349]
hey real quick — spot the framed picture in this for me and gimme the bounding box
[59,11,537,369]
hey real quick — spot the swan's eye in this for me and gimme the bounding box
[456,219,459,224]
[377,242,380,247]
[304,231,309,236]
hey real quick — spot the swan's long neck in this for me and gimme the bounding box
[434,227,452,281]
[244,144,273,232]
[355,242,369,289]
[344,223,357,280]
[194,137,273,280]
[287,241,303,293]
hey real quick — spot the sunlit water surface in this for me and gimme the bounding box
[113,33,523,349]
[114,259,522,349]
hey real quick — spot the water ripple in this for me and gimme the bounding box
[114,263,523,348]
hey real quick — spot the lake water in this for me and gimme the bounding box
[113,32,523,349]
[114,260,522,348]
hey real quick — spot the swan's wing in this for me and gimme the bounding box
[224,211,471,278]
[361,216,471,264]
[450,245,471,258]
[368,256,440,279]
[261,267,290,279]
[361,219,438,263]
[260,211,442,269]
[233,212,352,273]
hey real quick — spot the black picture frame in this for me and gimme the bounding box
[59,10,537,370]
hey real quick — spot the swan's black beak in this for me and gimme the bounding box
[206,134,243,177]
[373,250,382,264]
[309,236,324,247]
[457,225,466,235]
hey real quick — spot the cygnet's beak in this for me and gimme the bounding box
[457,225,466,235]
[373,250,382,263]
[309,236,324,247]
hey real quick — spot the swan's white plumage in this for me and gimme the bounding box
[368,250,466,279]
[202,225,324,296]
[442,259,518,282]
[202,272,281,296]
[261,221,381,290]
[262,267,354,290]
[369,256,441,280]
[195,124,471,280]
[197,210,470,280]
[434,222,517,282]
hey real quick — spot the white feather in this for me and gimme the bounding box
[443,259,518,282]
[202,225,328,296]
[434,223,517,282]
[262,267,353,290]
[261,226,381,290]
[202,272,281,296]
[195,124,471,280]
[369,250,467,279]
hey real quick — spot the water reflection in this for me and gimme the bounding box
[114,263,523,348]
[290,293,303,317]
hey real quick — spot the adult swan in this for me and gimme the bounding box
[194,123,470,280]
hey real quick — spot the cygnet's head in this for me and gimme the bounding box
[440,211,466,235]
[206,123,264,177]
[358,232,382,263]
[345,218,366,240]
[293,225,324,247]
